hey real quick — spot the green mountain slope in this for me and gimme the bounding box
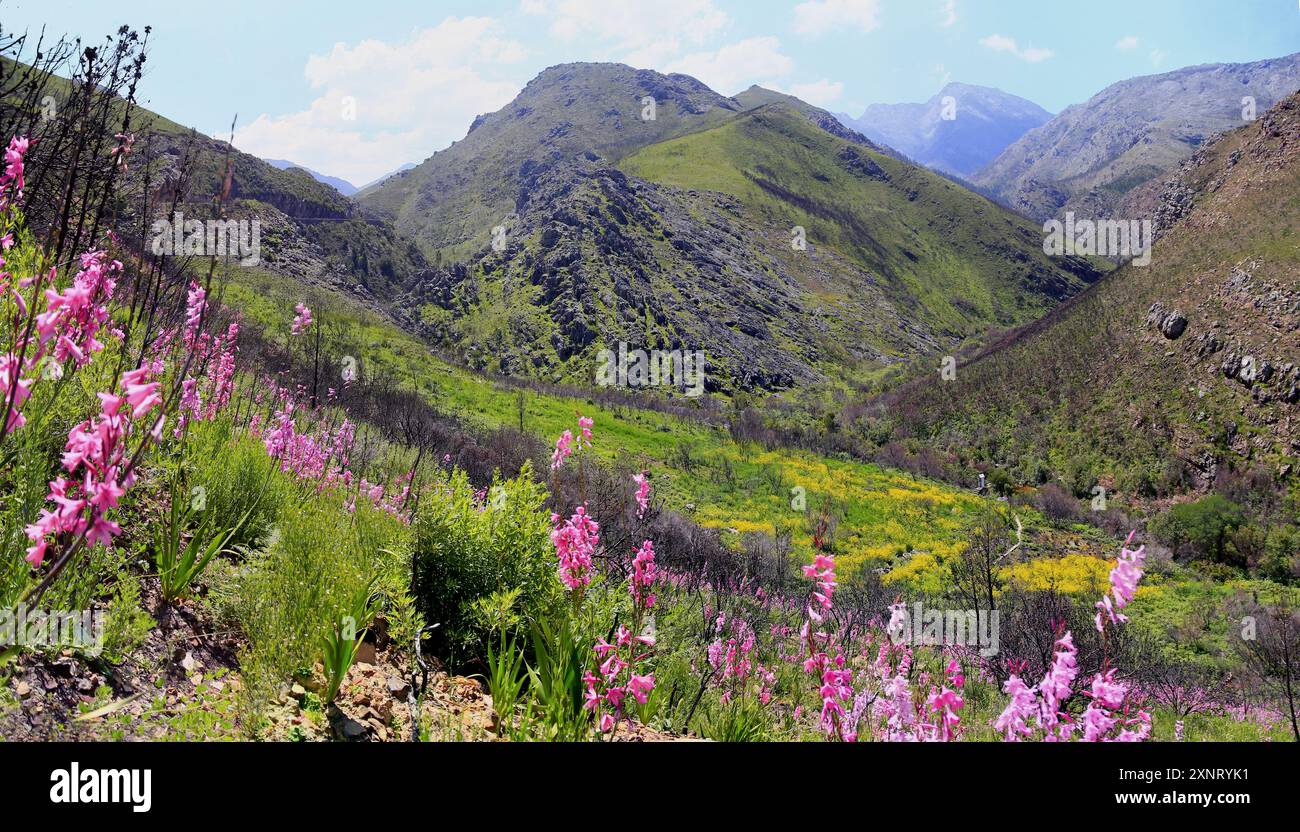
[879,91,1300,497]
[356,62,745,261]
[620,103,1102,339]
[1,52,426,302]
[732,85,905,159]
[131,114,427,301]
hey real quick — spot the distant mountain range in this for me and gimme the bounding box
[263,159,419,197]
[837,83,1052,178]
[973,52,1300,221]
[358,162,417,192]
[110,50,1300,406]
[264,159,359,196]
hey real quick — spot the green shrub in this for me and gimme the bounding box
[97,576,155,665]
[1261,525,1300,583]
[699,699,773,742]
[322,579,379,704]
[1150,494,1245,563]
[524,611,593,741]
[410,461,558,664]
[153,459,253,604]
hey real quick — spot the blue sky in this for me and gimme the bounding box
[3,0,1298,184]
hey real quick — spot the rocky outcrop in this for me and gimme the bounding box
[836,146,889,181]
[1145,302,1187,339]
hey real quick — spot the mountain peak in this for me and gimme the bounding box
[356,61,743,253]
[845,83,1051,177]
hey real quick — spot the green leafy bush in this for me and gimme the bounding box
[410,461,559,663]
[1150,494,1245,564]
[1261,525,1300,583]
[97,576,155,665]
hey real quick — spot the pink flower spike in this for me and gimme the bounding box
[632,471,651,519]
[291,303,313,336]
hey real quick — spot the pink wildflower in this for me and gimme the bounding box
[802,553,837,610]
[551,504,599,591]
[291,303,312,336]
[0,135,29,203]
[1095,531,1146,632]
[629,539,657,609]
[24,366,161,567]
[632,471,651,519]
[550,429,573,470]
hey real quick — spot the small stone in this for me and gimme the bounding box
[15,681,31,698]
[290,684,307,701]
[338,717,368,741]
[354,642,377,665]
[386,677,411,700]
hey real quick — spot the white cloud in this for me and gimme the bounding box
[1114,35,1139,50]
[979,33,1053,63]
[665,37,794,94]
[940,0,957,27]
[533,0,728,68]
[234,17,526,186]
[788,78,845,107]
[1150,48,1168,67]
[794,0,882,36]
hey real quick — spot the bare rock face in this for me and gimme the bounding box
[1153,176,1196,238]
[836,146,890,181]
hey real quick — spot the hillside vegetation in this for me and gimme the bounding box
[368,64,1106,394]
[877,91,1300,503]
